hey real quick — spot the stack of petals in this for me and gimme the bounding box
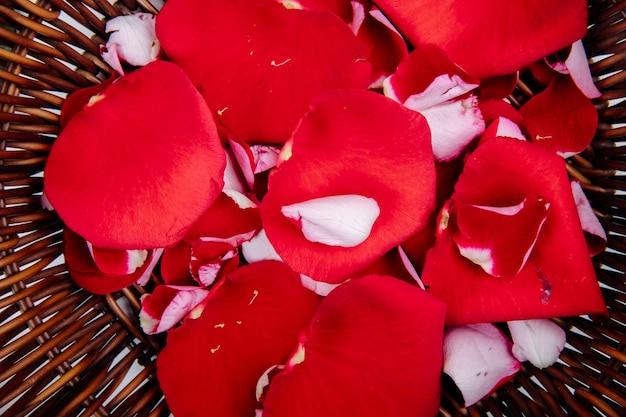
[42,0,609,414]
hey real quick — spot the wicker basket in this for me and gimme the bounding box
[0,1,624,416]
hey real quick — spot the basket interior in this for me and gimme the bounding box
[1,1,625,416]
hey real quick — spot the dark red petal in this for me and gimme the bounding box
[261,89,435,283]
[520,75,598,158]
[262,275,446,417]
[160,242,195,286]
[156,261,321,417]
[156,0,370,144]
[64,229,159,294]
[60,75,117,129]
[375,0,588,79]
[45,61,225,249]
[422,138,607,325]
[477,73,519,100]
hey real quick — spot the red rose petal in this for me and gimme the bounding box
[64,229,161,294]
[45,61,225,249]
[261,275,446,417]
[452,195,550,277]
[140,285,210,334]
[261,89,435,283]
[156,0,371,144]
[375,0,588,79]
[422,137,607,325]
[60,75,117,129]
[477,73,519,100]
[86,243,148,276]
[546,40,601,99]
[520,75,598,158]
[478,99,523,126]
[185,192,261,243]
[156,260,321,417]
[384,44,479,109]
[354,4,408,88]
[160,241,195,286]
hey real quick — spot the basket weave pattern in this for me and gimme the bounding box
[0,1,624,416]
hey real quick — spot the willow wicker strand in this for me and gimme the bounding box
[1,1,625,416]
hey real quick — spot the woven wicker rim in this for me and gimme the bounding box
[1,1,625,416]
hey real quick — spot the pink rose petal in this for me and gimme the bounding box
[101,13,160,75]
[281,194,380,247]
[443,323,520,406]
[571,180,607,256]
[507,318,566,369]
[140,285,210,334]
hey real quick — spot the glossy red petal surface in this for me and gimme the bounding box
[60,75,117,129]
[375,0,588,79]
[452,195,550,277]
[261,89,435,283]
[262,275,446,417]
[156,261,321,417]
[156,0,370,144]
[422,138,607,325]
[520,75,598,158]
[45,61,225,249]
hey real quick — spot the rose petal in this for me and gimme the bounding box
[520,75,598,158]
[546,40,601,99]
[478,99,523,126]
[59,75,117,129]
[86,242,148,276]
[242,229,283,263]
[420,95,485,161]
[64,229,161,294]
[507,319,566,369]
[443,323,520,406]
[383,45,479,110]
[44,61,225,249]
[375,0,588,79]
[160,241,195,286]
[261,89,435,283]
[156,0,371,144]
[452,195,550,277]
[353,2,408,88]
[140,285,210,334]
[101,13,160,75]
[156,261,321,417]
[281,194,380,247]
[422,137,608,325]
[571,180,607,256]
[261,275,446,417]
